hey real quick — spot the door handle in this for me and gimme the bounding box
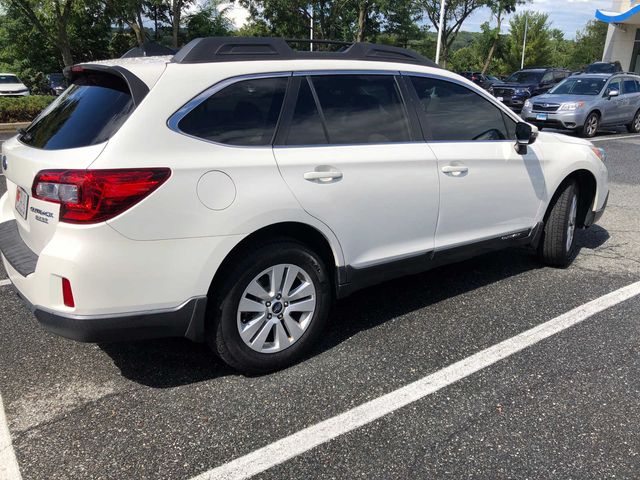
[304,170,343,182]
[441,165,468,175]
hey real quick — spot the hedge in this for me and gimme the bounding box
[0,95,55,123]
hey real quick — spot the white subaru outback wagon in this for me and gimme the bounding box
[0,38,608,373]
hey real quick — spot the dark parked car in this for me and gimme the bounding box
[459,71,489,88]
[585,61,623,74]
[490,67,571,111]
[46,73,67,96]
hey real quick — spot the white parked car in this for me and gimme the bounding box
[0,73,30,97]
[0,38,608,373]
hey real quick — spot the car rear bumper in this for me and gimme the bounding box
[13,290,208,342]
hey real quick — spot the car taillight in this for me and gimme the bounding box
[32,168,171,224]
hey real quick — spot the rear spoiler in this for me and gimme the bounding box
[62,64,149,106]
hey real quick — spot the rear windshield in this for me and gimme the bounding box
[20,72,134,150]
[0,75,20,84]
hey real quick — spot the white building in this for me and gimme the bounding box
[598,0,640,72]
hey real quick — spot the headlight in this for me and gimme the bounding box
[488,86,494,94]
[514,88,530,95]
[524,99,532,109]
[559,101,585,111]
[590,146,606,162]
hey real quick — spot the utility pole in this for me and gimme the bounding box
[310,6,314,52]
[435,0,446,64]
[521,13,528,69]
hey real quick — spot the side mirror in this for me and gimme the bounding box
[515,122,537,154]
[607,89,620,98]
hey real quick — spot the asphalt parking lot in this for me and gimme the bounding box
[1,131,639,480]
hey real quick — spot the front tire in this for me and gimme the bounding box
[626,109,640,133]
[538,181,579,267]
[208,240,332,374]
[581,112,599,138]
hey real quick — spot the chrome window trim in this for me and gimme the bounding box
[292,69,400,77]
[166,71,292,149]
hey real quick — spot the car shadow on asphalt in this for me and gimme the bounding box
[100,226,610,387]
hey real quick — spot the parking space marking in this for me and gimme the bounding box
[0,393,22,480]
[592,134,640,142]
[0,280,10,287]
[191,280,640,480]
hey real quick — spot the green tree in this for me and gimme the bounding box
[185,1,233,42]
[419,0,488,66]
[481,0,527,73]
[505,11,552,71]
[573,20,608,68]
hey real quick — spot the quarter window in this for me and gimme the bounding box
[623,79,638,93]
[410,76,514,141]
[178,77,287,146]
[308,75,412,144]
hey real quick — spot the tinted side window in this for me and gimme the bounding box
[284,78,328,145]
[410,76,511,141]
[21,73,134,150]
[623,79,638,93]
[309,75,411,144]
[178,77,287,146]
[541,72,554,83]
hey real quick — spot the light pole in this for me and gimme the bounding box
[520,13,528,69]
[310,6,314,52]
[435,0,446,64]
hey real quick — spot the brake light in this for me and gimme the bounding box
[62,278,75,307]
[32,168,171,224]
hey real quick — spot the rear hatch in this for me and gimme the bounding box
[1,70,136,255]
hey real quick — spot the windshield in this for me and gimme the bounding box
[21,72,134,150]
[505,71,543,84]
[0,75,20,84]
[586,63,617,74]
[550,77,607,95]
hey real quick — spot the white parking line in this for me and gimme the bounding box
[0,280,10,287]
[0,393,22,480]
[592,133,640,142]
[191,280,640,480]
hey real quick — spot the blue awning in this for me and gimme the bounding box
[596,4,640,23]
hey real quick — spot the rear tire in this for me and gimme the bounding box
[208,240,332,374]
[626,109,640,133]
[581,112,599,138]
[538,181,580,267]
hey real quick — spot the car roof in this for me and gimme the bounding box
[0,73,19,76]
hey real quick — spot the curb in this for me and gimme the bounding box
[0,122,30,133]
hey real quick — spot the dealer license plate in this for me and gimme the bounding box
[15,186,29,219]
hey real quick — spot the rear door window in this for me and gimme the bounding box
[21,72,134,150]
[178,77,288,146]
[623,79,638,93]
[308,75,412,144]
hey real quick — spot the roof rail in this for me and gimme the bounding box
[121,42,176,58]
[171,36,438,67]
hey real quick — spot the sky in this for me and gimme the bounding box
[217,0,617,41]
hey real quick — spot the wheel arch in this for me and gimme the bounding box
[546,169,597,228]
[207,222,343,303]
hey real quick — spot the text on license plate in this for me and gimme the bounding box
[536,113,548,121]
[15,186,29,219]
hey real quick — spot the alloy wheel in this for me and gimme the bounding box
[237,264,317,353]
[566,193,578,253]
[586,115,598,137]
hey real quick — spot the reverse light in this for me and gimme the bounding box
[62,278,75,307]
[32,168,171,224]
[559,101,585,111]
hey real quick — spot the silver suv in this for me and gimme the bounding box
[521,73,640,137]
